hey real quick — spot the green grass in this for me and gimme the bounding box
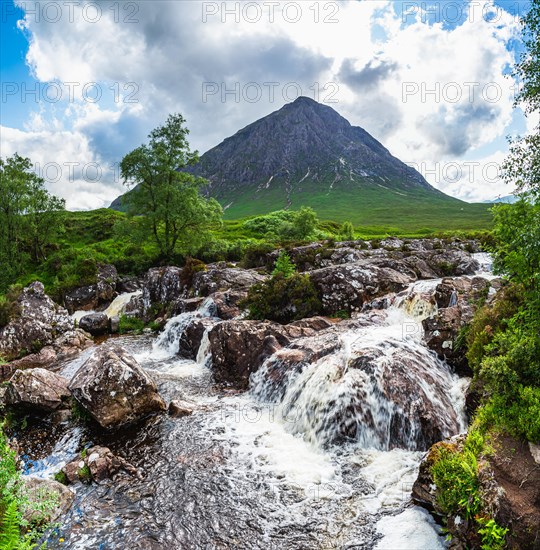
[217,179,493,232]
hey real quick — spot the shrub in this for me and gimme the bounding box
[242,272,322,324]
[180,257,207,287]
[118,315,146,334]
[339,221,355,241]
[272,251,296,278]
[0,285,23,329]
[241,242,275,269]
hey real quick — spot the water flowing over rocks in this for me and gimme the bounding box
[413,434,540,549]
[0,282,73,362]
[69,345,166,429]
[5,368,71,412]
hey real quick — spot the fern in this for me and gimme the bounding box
[0,499,22,550]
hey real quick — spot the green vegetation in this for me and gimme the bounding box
[272,251,296,278]
[118,315,146,334]
[119,113,223,260]
[242,272,321,324]
[0,424,58,548]
[0,154,65,293]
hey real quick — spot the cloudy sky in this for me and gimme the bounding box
[1,0,536,209]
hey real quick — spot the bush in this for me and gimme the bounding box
[0,285,23,329]
[118,315,146,334]
[272,251,296,278]
[180,257,207,287]
[241,242,275,269]
[242,272,322,324]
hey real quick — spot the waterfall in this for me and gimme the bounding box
[104,291,142,317]
[250,301,466,452]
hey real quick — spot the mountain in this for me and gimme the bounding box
[111,97,492,229]
[482,194,517,204]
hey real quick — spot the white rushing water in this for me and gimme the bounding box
[32,267,499,548]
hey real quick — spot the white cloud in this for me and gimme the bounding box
[2,0,526,207]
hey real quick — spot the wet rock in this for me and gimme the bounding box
[22,477,74,523]
[116,275,143,293]
[62,445,139,483]
[413,434,540,549]
[109,315,120,334]
[178,318,214,360]
[173,297,205,314]
[309,262,415,315]
[64,264,118,313]
[142,266,184,317]
[191,265,266,297]
[69,345,166,429]
[209,290,247,319]
[168,399,195,417]
[208,320,291,389]
[78,312,109,336]
[0,329,93,382]
[423,277,492,374]
[5,368,71,412]
[0,282,73,362]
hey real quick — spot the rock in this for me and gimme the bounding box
[63,264,118,313]
[209,290,247,319]
[309,262,415,315]
[168,399,195,417]
[21,477,74,524]
[423,277,493,374]
[0,329,93,382]
[109,315,120,334]
[142,266,184,317]
[62,445,139,483]
[0,282,73,362]
[208,321,291,389]
[5,368,71,412]
[191,265,266,296]
[116,275,143,293]
[173,297,205,314]
[69,345,166,429]
[413,434,540,550]
[78,312,110,336]
[177,318,214,360]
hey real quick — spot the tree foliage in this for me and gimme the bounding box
[120,113,223,259]
[0,154,65,291]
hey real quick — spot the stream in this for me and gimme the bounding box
[15,258,494,549]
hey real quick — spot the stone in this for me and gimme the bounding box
[5,368,70,412]
[69,345,166,429]
[168,399,195,417]
[21,477,74,524]
[78,312,110,336]
[0,282,73,362]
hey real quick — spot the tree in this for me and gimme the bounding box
[0,154,65,288]
[340,221,355,240]
[291,206,318,240]
[272,250,296,278]
[502,0,540,197]
[120,114,223,259]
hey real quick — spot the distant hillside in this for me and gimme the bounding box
[111,97,492,229]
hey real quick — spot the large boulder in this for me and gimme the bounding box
[0,282,73,361]
[413,434,540,549]
[5,368,71,412]
[1,329,93,382]
[78,312,110,336]
[69,345,166,429]
[141,266,184,318]
[191,264,266,296]
[208,321,291,389]
[64,264,118,313]
[423,277,493,374]
[21,477,74,524]
[177,317,215,360]
[309,262,415,315]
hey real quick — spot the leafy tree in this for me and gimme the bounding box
[291,206,318,240]
[272,250,296,278]
[502,0,540,197]
[0,154,65,290]
[120,114,223,259]
[340,221,355,240]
